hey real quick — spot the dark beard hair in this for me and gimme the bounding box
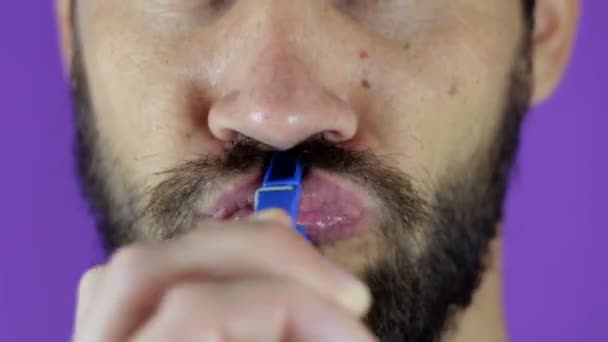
[70,26,531,342]
[363,33,532,340]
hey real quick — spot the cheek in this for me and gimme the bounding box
[86,55,192,189]
[364,10,521,188]
[80,4,223,189]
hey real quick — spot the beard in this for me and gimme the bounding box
[70,32,531,342]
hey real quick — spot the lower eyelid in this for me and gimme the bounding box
[141,0,233,24]
[148,0,213,11]
[208,0,234,12]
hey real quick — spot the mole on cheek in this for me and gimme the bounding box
[449,83,459,97]
[361,79,371,89]
[359,50,369,59]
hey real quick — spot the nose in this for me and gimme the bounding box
[208,47,359,150]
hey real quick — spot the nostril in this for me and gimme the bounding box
[208,90,242,142]
[215,127,238,142]
[322,130,347,143]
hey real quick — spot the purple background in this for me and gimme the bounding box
[0,1,605,341]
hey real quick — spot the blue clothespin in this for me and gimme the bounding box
[254,152,311,242]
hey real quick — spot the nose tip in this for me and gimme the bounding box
[208,89,358,150]
[207,51,358,150]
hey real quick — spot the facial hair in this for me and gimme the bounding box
[70,32,531,342]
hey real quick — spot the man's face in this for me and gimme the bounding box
[71,1,532,340]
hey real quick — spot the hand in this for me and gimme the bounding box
[73,210,376,342]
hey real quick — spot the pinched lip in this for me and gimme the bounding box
[196,170,373,243]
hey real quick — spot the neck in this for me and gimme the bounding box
[446,236,506,342]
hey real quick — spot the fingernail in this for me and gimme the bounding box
[252,209,292,225]
[324,261,372,316]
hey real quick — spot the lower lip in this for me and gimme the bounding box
[227,205,368,244]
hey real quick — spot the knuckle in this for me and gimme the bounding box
[188,326,225,342]
[77,265,104,294]
[270,281,336,312]
[157,284,227,340]
[259,283,302,311]
[195,326,226,342]
[163,283,204,312]
[108,244,150,273]
[106,244,154,290]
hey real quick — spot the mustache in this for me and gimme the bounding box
[159,136,392,175]
[143,136,426,240]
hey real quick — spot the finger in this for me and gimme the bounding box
[73,265,106,341]
[83,211,369,342]
[250,208,293,225]
[166,210,370,314]
[130,278,376,342]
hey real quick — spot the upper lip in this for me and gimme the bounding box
[199,174,261,220]
[197,169,372,242]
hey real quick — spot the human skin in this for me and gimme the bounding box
[56,0,578,341]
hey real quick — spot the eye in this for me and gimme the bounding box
[335,0,381,10]
[333,0,381,20]
[207,0,233,12]
[150,0,231,12]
